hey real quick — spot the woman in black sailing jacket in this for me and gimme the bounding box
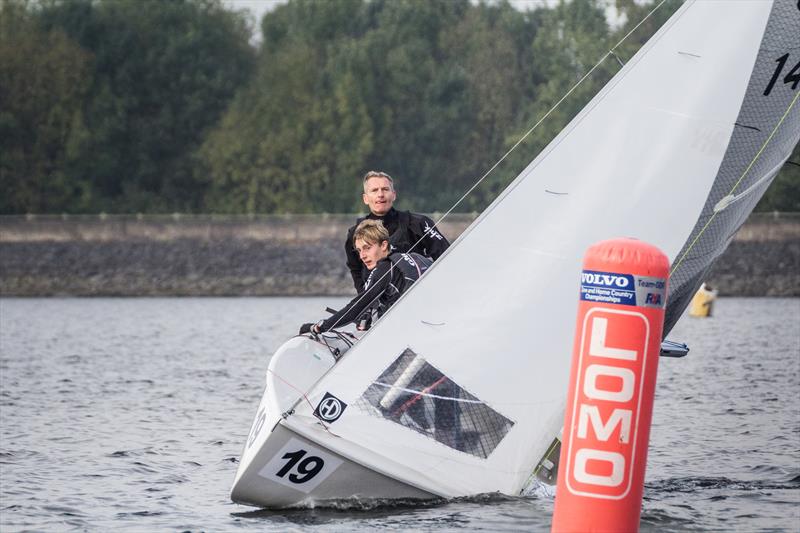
[301,219,433,334]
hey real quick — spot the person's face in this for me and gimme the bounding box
[363,177,396,216]
[355,238,389,271]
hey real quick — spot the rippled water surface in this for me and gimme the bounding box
[1,297,798,531]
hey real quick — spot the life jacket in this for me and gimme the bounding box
[354,210,413,288]
[355,210,413,253]
[387,210,412,253]
[378,252,432,313]
[358,251,432,328]
[388,251,433,282]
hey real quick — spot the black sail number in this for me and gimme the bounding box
[764,53,800,96]
[275,449,325,483]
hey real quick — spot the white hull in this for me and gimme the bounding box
[230,334,436,508]
[231,422,435,508]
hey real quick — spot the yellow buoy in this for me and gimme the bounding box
[689,282,718,317]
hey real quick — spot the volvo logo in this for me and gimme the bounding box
[582,271,631,288]
[314,392,347,423]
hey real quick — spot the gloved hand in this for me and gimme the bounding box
[299,323,314,334]
[356,311,372,331]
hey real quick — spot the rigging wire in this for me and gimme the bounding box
[671,89,800,277]
[266,367,317,415]
[323,0,669,333]
[371,381,486,404]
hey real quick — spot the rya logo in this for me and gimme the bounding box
[582,271,631,288]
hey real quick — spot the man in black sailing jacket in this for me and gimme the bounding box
[301,220,432,334]
[345,171,449,292]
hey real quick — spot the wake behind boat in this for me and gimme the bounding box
[231,0,800,509]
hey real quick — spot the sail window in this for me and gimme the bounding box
[356,348,514,459]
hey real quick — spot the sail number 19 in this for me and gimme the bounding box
[764,53,800,96]
[275,449,325,483]
[258,437,344,493]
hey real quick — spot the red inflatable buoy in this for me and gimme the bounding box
[552,238,669,533]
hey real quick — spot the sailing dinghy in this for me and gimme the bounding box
[231,0,799,508]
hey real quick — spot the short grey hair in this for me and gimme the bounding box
[363,170,394,190]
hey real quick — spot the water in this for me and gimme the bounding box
[0,297,797,531]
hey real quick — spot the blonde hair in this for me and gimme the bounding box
[353,219,389,247]
[363,170,394,191]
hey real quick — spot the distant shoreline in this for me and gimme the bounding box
[1,213,797,297]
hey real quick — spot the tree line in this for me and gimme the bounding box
[1,0,797,215]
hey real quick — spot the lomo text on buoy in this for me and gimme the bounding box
[551,238,669,533]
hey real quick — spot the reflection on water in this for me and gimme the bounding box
[0,297,798,531]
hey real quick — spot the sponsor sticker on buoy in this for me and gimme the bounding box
[564,307,650,499]
[580,270,666,308]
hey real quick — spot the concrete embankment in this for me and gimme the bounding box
[0,214,471,296]
[0,213,796,297]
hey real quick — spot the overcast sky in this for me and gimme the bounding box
[224,0,623,44]
[224,0,572,26]
[224,0,286,22]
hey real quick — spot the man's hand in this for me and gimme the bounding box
[299,322,322,335]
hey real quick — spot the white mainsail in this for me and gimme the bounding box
[233,0,799,506]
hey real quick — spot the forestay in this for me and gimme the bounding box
[280,0,798,498]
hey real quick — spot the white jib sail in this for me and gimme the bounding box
[279,0,775,498]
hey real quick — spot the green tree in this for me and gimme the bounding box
[202,0,538,214]
[200,0,374,213]
[435,1,534,211]
[0,0,92,213]
[482,0,613,206]
[757,144,800,211]
[350,0,472,212]
[37,0,255,213]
